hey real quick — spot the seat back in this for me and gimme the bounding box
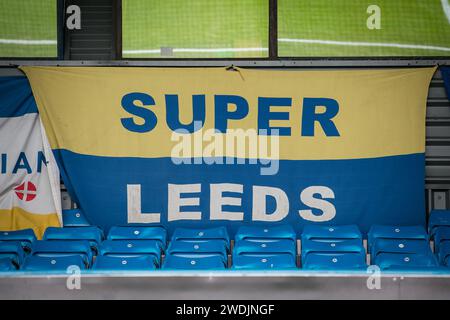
[368,225,428,250]
[370,239,432,260]
[0,257,16,271]
[0,242,26,267]
[31,240,93,267]
[99,240,161,265]
[301,238,364,262]
[428,210,450,237]
[234,239,296,259]
[22,255,86,271]
[0,229,36,252]
[162,255,227,270]
[233,255,296,270]
[92,255,156,271]
[302,252,367,270]
[172,227,230,250]
[235,225,296,243]
[43,226,104,254]
[107,226,167,249]
[433,226,450,252]
[166,240,227,262]
[374,253,438,270]
[62,208,91,227]
[301,225,362,242]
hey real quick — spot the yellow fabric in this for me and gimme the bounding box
[0,207,60,239]
[22,66,436,160]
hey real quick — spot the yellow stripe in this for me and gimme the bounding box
[0,207,60,239]
[22,66,436,160]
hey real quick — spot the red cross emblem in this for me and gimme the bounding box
[14,181,37,202]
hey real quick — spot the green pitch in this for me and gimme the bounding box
[0,0,449,58]
[0,0,57,57]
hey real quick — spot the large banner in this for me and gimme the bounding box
[0,77,61,238]
[22,67,435,234]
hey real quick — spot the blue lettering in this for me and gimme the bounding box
[120,92,157,133]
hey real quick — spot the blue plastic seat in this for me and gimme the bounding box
[0,229,36,252]
[162,255,226,270]
[99,240,161,266]
[22,255,86,272]
[172,227,230,250]
[368,225,428,250]
[62,208,91,227]
[31,240,92,267]
[233,255,297,270]
[301,238,365,262]
[433,226,450,252]
[0,257,17,271]
[107,226,167,249]
[437,241,450,266]
[166,240,227,262]
[235,225,296,244]
[92,255,156,271]
[0,242,26,267]
[302,225,362,242]
[234,239,296,259]
[428,210,450,237]
[43,226,104,254]
[370,239,432,260]
[374,253,438,271]
[303,252,367,270]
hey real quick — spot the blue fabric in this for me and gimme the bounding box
[52,150,426,235]
[92,255,156,271]
[0,76,38,117]
[441,67,450,101]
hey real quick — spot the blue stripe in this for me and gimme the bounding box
[0,76,38,117]
[54,149,425,235]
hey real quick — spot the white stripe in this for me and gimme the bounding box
[123,47,268,55]
[441,0,450,24]
[278,38,450,53]
[0,39,56,45]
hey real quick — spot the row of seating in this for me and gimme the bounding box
[0,209,449,272]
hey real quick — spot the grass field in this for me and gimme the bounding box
[0,0,449,58]
[0,0,56,57]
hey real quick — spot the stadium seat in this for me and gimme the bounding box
[62,208,91,227]
[428,209,450,237]
[374,253,439,271]
[166,240,227,262]
[107,226,167,249]
[234,239,296,259]
[301,238,365,263]
[368,225,428,250]
[0,229,36,252]
[0,257,17,271]
[235,225,296,243]
[172,227,230,250]
[98,240,162,266]
[30,240,93,267]
[92,255,157,271]
[437,241,450,266]
[302,252,367,270]
[370,239,432,259]
[233,255,297,270]
[434,227,450,252]
[301,225,362,242]
[0,242,26,267]
[162,255,227,270]
[22,255,86,272]
[43,226,104,254]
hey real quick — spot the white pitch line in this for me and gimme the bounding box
[278,38,450,52]
[441,0,450,24]
[123,47,268,54]
[0,39,56,45]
